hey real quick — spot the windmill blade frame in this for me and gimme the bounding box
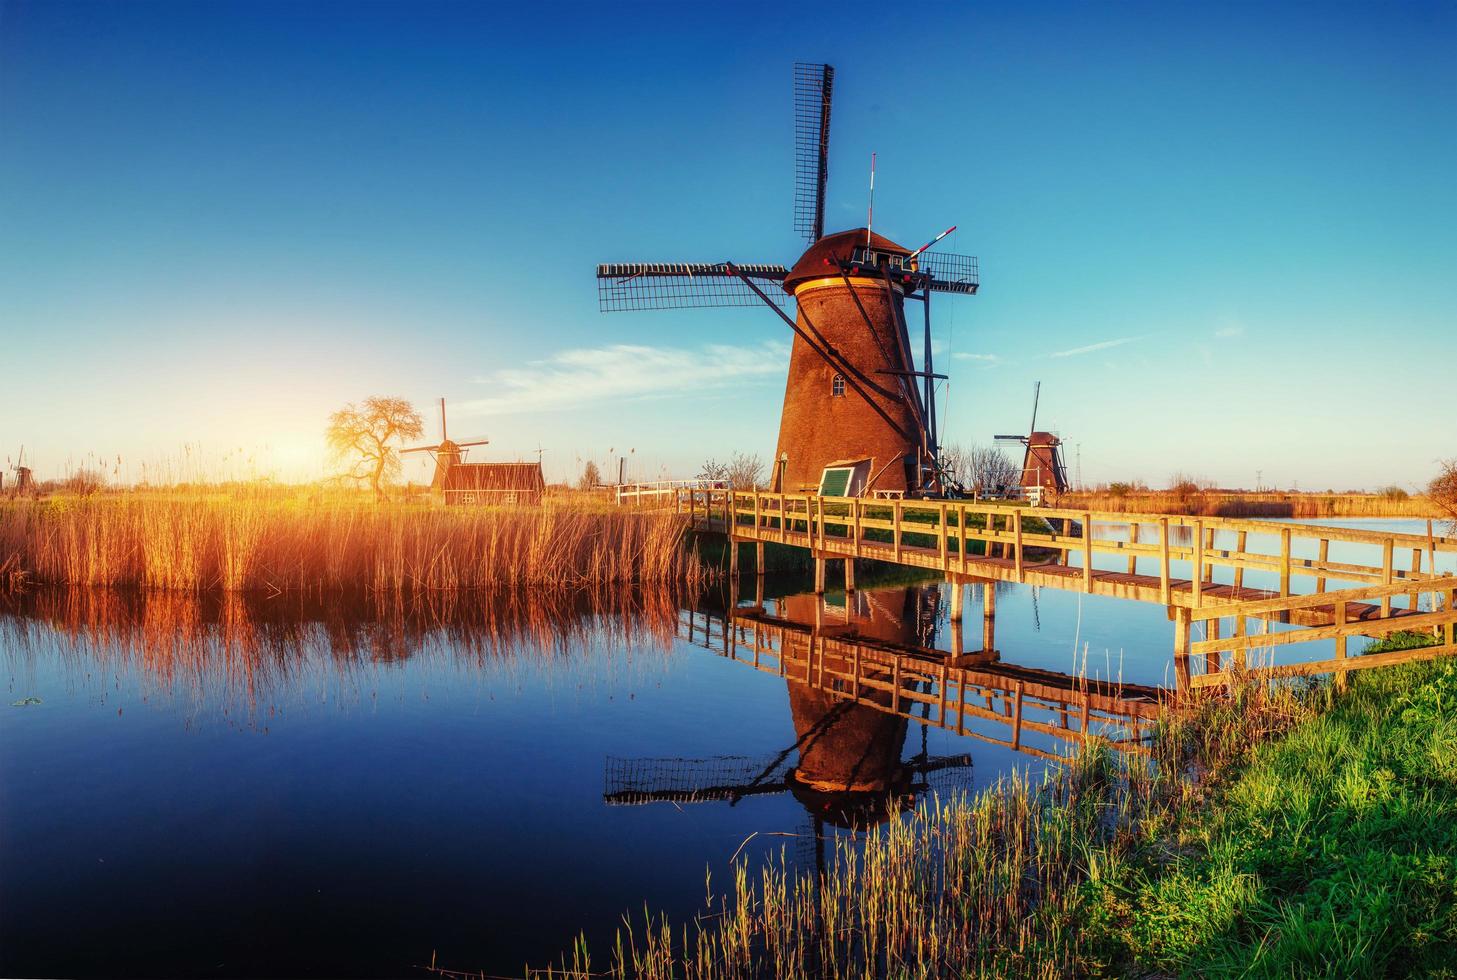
[792,62,834,243]
[596,262,790,312]
[917,250,980,295]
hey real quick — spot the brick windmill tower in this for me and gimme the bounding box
[596,63,979,497]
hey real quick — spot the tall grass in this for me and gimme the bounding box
[512,679,1315,979]
[0,492,707,593]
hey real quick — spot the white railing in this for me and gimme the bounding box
[615,479,727,507]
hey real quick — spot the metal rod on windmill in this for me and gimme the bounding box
[865,152,875,249]
[593,62,980,499]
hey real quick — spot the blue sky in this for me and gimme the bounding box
[2,0,1453,489]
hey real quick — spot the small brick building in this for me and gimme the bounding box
[441,462,545,506]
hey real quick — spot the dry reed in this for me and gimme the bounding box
[0,493,707,593]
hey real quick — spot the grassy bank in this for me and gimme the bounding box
[516,641,1457,978]
[0,492,707,593]
[1060,490,1442,520]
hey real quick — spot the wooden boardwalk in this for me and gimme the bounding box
[656,487,1457,692]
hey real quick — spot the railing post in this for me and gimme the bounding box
[1234,529,1247,593]
[1082,511,1093,592]
[1334,599,1348,692]
[1159,517,1171,606]
[1409,548,1421,611]
[959,504,969,572]
[1204,526,1215,585]
[939,502,949,570]
[1174,607,1192,693]
[1061,518,1072,566]
[1280,527,1292,597]
[852,496,862,558]
[754,491,761,532]
[1192,519,1205,607]
[1315,538,1329,593]
[1127,521,1138,575]
[1381,538,1394,616]
[1013,507,1024,583]
[893,499,903,563]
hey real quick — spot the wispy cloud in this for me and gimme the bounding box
[456,341,789,417]
[1214,325,1245,339]
[954,352,1001,363]
[1050,336,1139,358]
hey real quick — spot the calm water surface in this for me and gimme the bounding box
[2,519,1446,977]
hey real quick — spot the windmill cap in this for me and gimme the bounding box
[783,228,911,293]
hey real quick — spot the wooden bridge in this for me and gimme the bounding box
[660,487,1457,692]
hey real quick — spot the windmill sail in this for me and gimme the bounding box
[793,62,834,243]
[596,262,790,312]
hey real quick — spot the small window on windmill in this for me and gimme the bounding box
[831,374,846,397]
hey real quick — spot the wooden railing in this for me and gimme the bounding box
[1185,575,1457,690]
[670,487,1457,606]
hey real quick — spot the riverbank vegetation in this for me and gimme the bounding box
[0,491,706,593]
[522,635,1457,978]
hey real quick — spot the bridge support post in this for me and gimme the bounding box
[1174,607,1192,693]
[814,556,826,594]
[729,537,739,579]
[950,616,964,657]
[755,541,765,576]
[949,578,963,622]
[982,583,996,654]
[844,558,855,592]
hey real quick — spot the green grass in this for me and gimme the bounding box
[1087,632,1457,976]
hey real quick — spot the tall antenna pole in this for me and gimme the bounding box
[866,152,876,247]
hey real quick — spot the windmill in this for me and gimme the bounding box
[400,399,489,491]
[596,63,979,498]
[8,445,35,497]
[995,381,1069,501]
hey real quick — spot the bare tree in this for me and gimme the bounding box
[579,460,603,490]
[725,452,765,490]
[1430,459,1457,530]
[326,397,423,500]
[697,458,730,483]
[943,443,1020,495]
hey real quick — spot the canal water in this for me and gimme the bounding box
[1,518,1448,977]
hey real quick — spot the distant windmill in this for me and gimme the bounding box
[8,445,35,496]
[400,399,489,491]
[995,382,1069,500]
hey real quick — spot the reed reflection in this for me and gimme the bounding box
[0,586,686,724]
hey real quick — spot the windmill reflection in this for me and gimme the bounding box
[616,582,1167,837]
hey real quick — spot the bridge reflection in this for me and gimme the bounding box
[605,583,1169,842]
